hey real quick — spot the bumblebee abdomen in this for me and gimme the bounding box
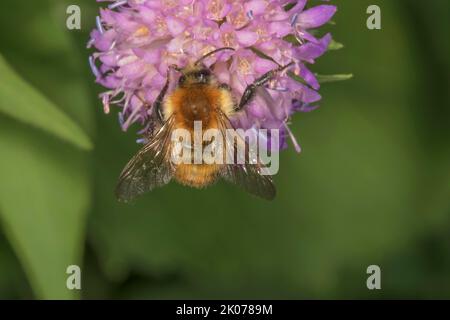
[174,163,221,188]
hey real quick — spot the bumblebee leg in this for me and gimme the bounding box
[153,65,181,123]
[236,62,294,111]
[153,74,171,123]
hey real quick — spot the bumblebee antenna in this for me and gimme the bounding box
[194,47,235,66]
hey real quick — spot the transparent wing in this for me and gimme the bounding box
[216,110,276,200]
[221,162,277,200]
[116,116,175,202]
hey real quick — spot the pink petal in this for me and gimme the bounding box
[166,17,186,36]
[297,5,337,29]
[236,30,259,46]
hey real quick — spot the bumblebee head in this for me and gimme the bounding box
[175,47,235,87]
[178,67,212,86]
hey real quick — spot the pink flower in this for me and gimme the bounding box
[89,0,337,151]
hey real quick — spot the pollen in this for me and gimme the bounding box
[255,27,269,42]
[134,26,149,37]
[155,17,168,34]
[238,57,251,75]
[162,0,178,9]
[207,0,226,20]
[222,32,236,47]
[199,45,217,61]
[229,7,247,29]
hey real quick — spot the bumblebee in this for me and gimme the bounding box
[116,48,293,202]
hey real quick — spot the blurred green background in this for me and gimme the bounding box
[0,0,449,299]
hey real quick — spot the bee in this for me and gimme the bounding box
[116,47,293,202]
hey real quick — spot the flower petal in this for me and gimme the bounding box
[297,5,337,29]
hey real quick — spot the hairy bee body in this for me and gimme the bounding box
[164,80,235,188]
[116,51,278,202]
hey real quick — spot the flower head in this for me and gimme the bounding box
[89,0,337,151]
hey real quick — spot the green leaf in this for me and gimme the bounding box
[0,54,93,151]
[289,70,353,88]
[0,0,94,300]
[315,73,354,83]
[0,234,31,299]
[283,2,297,12]
[328,39,344,50]
[0,116,90,299]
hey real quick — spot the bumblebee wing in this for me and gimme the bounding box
[116,116,175,202]
[216,110,276,200]
[221,162,276,200]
